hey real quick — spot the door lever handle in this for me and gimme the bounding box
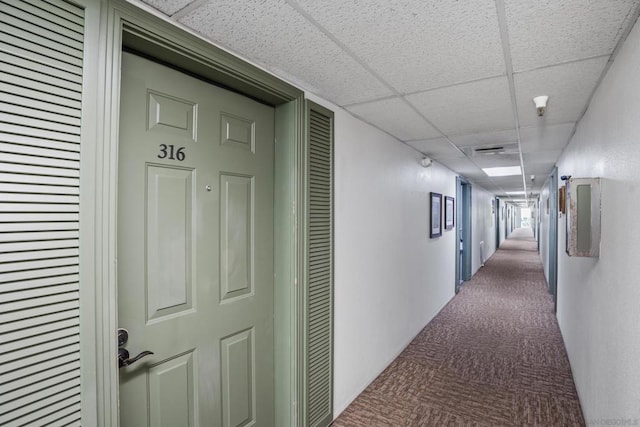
[118,348,154,368]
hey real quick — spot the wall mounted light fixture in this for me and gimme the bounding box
[533,95,549,116]
[421,156,433,167]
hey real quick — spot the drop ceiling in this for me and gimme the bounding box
[136,0,640,199]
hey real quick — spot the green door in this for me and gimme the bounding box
[117,52,275,426]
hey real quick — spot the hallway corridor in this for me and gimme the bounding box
[333,228,585,426]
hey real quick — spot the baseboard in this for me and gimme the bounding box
[332,294,454,419]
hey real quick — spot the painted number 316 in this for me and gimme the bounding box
[158,144,186,161]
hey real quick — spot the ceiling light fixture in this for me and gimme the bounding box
[482,166,522,177]
[533,95,549,116]
[506,191,526,195]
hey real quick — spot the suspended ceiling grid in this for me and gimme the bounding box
[137,0,640,199]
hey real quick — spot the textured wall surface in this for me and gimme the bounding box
[551,18,640,423]
[306,94,459,417]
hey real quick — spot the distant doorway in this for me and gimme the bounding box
[455,177,472,293]
[520,207,531,228]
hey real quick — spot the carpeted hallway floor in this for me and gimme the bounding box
[332,228,585,426]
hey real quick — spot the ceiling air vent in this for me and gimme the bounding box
[465,142,520,157]
[475,146,505,154]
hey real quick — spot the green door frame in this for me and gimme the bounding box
[455,177,472,293]
[537,196,541,253]
[548,168,559,312]
[86,1,308,425]
[495,197,500,251]
[506,205,510,237]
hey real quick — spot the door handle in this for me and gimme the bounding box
[117,328,153,368]
[118,348,154,368]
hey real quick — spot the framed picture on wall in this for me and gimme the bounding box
[444,196,455,230]
[430,192,442,238]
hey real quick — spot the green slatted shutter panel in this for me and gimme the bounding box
[304,101,334,427]
[0,0,84,425]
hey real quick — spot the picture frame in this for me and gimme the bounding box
[430,192,442,238]
[444,196,455,230]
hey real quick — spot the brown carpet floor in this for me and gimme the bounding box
[332,228,585,426]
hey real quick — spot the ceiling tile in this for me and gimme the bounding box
[449,128,518,149]
[178,0,393,105]
[406,138,465,158]
[522,155,562,184]
[519,122,575,153]
[472,154,522,169]
[346,98,441,141]
[523,151,563,167]
[526,164,556,177]
[436,157,484,177]
[473,177,524,192]
[293,0,505,93]
[142,0,194,15]
[406,77,514,136]
[515,56,608,128]
[505,0,639,71]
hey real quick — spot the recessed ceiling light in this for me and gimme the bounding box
[482,166,522,177]
[506,191,525,195]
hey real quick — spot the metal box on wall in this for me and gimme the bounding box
[565,178,601,257]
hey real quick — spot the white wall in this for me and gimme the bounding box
[549,19,640,423]
[306,95,458,416]
[471,186,497,271]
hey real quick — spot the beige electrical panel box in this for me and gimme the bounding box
[565,178,601,257]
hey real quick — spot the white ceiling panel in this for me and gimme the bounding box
[406,77,514,136]
[178,0,393,105]
[505,0,639,72]
[436,157,484,177]
[293,0,505,94]
[472,154,522,169]
[406,138,465,159]
[526,164,556,177]
[514,56,609,128]
[519,122,575,153]
[135,0,636,188]
[524,151,563,166]
[468,181,501,193]
[449,128,518,149]
[143,0,194,15]
[346,98,441,141]
[473,177,524,191]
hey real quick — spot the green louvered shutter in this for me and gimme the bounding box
[0,0,84,425]
[304,101,334,427]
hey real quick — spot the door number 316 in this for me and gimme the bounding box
[158,144,186,161]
